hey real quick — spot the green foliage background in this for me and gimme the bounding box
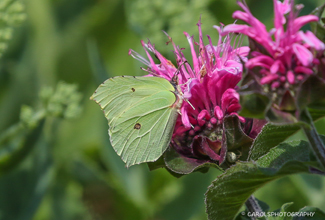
[0,0,324,219]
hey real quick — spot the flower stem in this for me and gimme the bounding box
[245,195,267,220]
[301,109,325,170]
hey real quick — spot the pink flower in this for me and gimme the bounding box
[172,73,244,163]
[129,21,250,164]
[223,0,325,90]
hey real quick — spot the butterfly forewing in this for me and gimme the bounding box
[91,76,179,167]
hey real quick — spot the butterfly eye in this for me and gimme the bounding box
[131,88,135,92]
[226,152,237,163]
[134,123,141,130]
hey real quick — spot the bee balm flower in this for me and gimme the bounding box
[223,0,324,92]
[129,21,251,170]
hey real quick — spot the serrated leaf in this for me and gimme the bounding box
[256,141,310,169]
[268,202,294,220]
[293,207,325,220]
[205,141,311,220]
[248,123,302,161]
[279,202,294,212]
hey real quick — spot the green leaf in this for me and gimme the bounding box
[147,156,186,178]
[279,91,296,112]
[265,106,298,125]
[268,202,294,220]
[223,115,253,163]
[224,116,254,152]
[147,156,166,171]
[239,93,269,119]
[296,75,325,117]
[248,123,302,161]
[293,207,325,220]
[164,146,222,175]
[308,106,325,121]
[205,140,311,220]
[256,141,310,169]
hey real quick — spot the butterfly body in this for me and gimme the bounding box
[91,76,182,167]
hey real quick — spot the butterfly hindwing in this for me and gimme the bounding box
[91,76,179,167]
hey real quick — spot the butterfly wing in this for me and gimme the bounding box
[91,76,180,167]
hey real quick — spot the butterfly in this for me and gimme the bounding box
[90,75,183,167]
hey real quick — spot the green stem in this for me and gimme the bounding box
[245,195,267,220]
[301,109,325,170]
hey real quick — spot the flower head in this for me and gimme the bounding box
[129,21,250,166]
[223,0,325,93]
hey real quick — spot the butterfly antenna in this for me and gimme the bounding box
[198,62,206,76]
[185,98,195,110]
[171,60,190,83]
[178,78,192,87]
[140,67,159,77]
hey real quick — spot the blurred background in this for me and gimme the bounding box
[0,0,325,219]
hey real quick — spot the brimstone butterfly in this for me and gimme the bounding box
[91,75,183,167]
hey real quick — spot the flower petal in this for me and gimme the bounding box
[222,24,251,35]
[287,70,295,84]
[246,55,274,69]
[221,88,240,113]
[292,43,313,66]
[214,106,224,121]
[294,66,313,75]
[300,31,325,51]
[293,15,318,32]
[260,74,279,84]
[181,107,191,129]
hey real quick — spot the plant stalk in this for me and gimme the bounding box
[245,195,267,220]
[301,109,325,170]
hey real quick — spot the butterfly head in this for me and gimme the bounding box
[171,74,179,85]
